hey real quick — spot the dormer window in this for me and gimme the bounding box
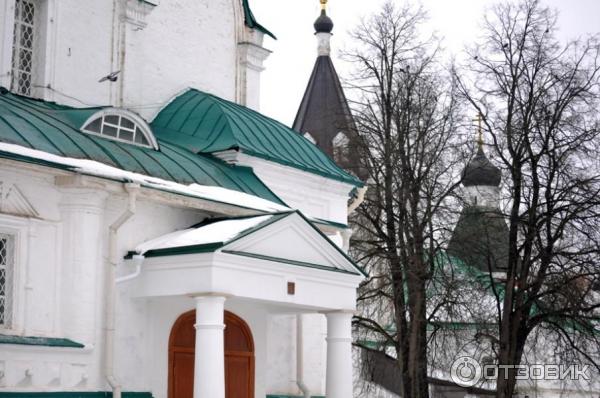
[81,109,158,150]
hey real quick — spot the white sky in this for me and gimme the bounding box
[251,0,600,126]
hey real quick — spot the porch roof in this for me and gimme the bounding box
[129,211,366,277]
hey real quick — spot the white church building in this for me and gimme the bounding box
[0,1,366,397]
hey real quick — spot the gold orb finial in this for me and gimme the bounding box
[320,0,328,11]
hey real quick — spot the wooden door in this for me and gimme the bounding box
[168,310,255,398]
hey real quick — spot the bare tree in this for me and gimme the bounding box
[457,1,600,396]
[346,2,465,397]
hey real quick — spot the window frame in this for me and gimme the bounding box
[0,215,27,334]
[0,232,16,329]
[10,0,37,96]
[1,0,55,98]
[81,108,159,150]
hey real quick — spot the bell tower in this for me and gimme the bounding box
[447,115,509,273]
[293,0,365,179]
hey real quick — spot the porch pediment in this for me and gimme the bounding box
[133,211,364,276]
[129,211,363,310]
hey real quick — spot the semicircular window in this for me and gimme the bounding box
[81,109,158,149]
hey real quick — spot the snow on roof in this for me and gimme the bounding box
[135,214,273,255]
[0,142,288,213]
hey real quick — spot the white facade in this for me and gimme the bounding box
[0,1,363,397]
[0,0,268,115]
[213,150,355,227]
[0,147,362,397]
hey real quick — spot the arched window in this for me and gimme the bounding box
[81,108,158,149]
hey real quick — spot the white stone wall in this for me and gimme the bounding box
[0,0,268,118]
[266,314,327,397]
[0,163,207,393]
[0,163,334,397]
[125,0,238,117]
[214,151,355,227]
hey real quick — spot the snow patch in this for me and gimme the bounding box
[135,215,273,254]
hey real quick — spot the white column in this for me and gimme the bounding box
[325,311,354,398]
[193,295,226,398]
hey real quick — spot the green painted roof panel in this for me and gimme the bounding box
[0,334,84,348]
[152,89,363,186]
[0,89,285,205]
[242,0,277,39]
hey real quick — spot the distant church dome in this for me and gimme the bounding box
[462,147,501,187]
[314,10,334,33]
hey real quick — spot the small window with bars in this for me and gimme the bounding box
[11,0,37,96]
[0,234,15,328]
[81,110,158,149]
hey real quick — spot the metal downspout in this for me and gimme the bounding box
[115,254,145,284]
[105,183,140,398]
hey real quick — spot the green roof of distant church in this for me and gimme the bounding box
[0,89,284,205]
[152,89,363,186]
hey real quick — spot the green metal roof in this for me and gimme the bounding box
[0,334,84,348]
[242,0,276,40]
[0,89,284,205]
[151,89,363,186]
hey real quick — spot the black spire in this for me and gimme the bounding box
[293,57,355,157]
[293,1,366,179]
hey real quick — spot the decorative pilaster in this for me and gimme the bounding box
[236,38,272,111]
[325,311,354,398]
[193,295,227,398]
[123,0,157,29]
[59,189,107,344]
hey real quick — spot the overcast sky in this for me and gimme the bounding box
[250,0,600,126]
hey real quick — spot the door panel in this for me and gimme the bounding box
[225,355,253,398]
[172,351,195,398]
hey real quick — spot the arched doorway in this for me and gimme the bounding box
[168,310,255,398]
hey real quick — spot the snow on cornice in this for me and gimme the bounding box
[0,142,288,214]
